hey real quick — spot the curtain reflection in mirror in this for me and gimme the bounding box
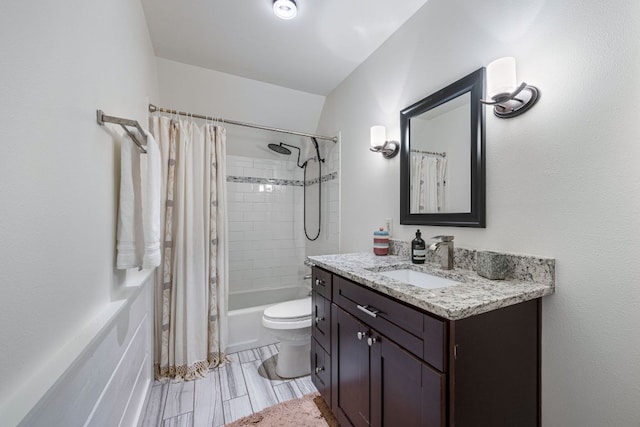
[410,150,447,213]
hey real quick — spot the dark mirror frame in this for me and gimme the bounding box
[400,67,486,227]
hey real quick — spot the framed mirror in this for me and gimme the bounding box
[400,67,486,227]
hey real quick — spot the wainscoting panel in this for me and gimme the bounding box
[85,311,149,426]
[18,272,154,427]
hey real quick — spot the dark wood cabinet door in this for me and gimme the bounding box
[311,338,331,405]
[312,291,331,352]
[332,306,371,427]
[450,299,540,427]
[370,334,446,427]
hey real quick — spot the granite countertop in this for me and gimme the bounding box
[307,252,555,320]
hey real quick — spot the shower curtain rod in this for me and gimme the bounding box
[148,104,338,143]
[411,149,446,157]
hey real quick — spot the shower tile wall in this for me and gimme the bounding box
[227,155,306,297]
[305,142,340,256]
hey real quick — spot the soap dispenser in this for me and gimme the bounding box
[411,229,426,264]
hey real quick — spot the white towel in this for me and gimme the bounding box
[142,130,161,269]
[116,133,144,269]
[116,130,162,270]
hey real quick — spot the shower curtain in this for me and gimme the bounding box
[410,153,447,213]
[150,116,228,381]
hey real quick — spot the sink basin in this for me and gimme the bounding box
[378,269,460,290]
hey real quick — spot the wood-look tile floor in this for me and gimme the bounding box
[140,344,318,427]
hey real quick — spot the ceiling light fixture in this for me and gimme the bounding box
[273,0,297,20]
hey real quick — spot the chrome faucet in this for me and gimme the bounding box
[429,235,454,270]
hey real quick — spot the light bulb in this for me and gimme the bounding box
[487,57,517,99]
[273,0,297,20]
[370,125,386,148]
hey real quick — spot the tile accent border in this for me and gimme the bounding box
[227,171,338,187]
[305,171,338,186]
[227,176,303,186]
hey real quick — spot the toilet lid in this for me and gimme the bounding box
[263,297,311,322]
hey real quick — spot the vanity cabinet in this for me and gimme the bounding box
[311,266,541,427]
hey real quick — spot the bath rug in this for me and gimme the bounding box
[225,392,339,427]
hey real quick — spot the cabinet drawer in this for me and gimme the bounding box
[312,267,332,299]
[311,338,331,405]
[312,291,331,352]
[333,276,425,361]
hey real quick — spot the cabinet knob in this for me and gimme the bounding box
[315,316,325,324]
[357,331,367,340]
[367,337,378,346]
[315,278,324,286]
[315,366,324,374]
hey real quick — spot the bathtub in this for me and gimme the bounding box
[227,286,310,353]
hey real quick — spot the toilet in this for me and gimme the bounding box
[262,297,312,378]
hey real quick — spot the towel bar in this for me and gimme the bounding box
[96,110,147,153]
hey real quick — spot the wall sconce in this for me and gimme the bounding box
[481,57,540,118]
[369,125,399,159]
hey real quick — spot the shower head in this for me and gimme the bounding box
[268,142,313,169]
[268,143,292,155]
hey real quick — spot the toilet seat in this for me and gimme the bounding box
[262,297,312,330]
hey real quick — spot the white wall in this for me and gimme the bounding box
[316,0,640,425]
[0,0,158,424]
[156,58,326,160]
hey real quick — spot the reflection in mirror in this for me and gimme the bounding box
[410,93,470,213]
[400,67,485,227]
